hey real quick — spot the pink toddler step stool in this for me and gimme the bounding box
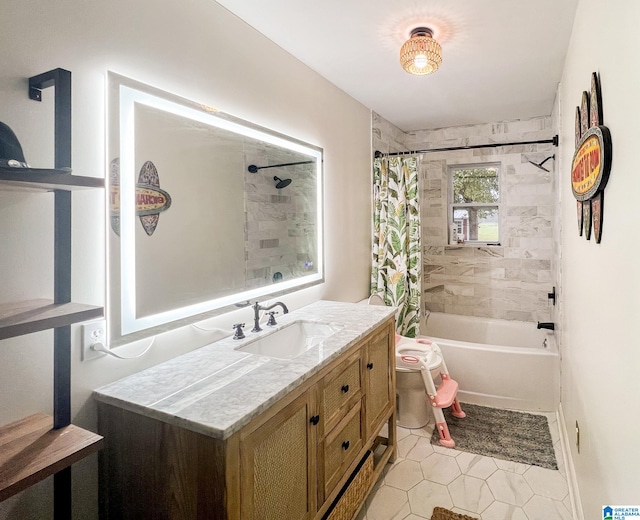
[395,333,466,448]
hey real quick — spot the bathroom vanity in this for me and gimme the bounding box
[94,301,397,519]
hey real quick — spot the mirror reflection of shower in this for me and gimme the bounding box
[243,153,318,291]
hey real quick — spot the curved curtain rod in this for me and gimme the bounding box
[374,135,558,158]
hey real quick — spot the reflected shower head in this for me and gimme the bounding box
[274,176,292,189]
[527,154,555,172]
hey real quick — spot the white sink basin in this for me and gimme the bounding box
[235,320,342,359]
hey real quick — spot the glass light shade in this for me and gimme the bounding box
[400,28,442,75]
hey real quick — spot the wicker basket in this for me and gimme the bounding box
[324,451,373,520]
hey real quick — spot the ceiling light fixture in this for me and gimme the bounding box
[400,27,442,75]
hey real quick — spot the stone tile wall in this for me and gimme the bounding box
[372,112,409,155]
[373,113,557,322]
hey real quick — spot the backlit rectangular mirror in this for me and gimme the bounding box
[107,72,323,345]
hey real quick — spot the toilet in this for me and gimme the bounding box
[367,294,465,446]
[395,356,432,428]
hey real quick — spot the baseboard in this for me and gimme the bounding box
[557,403,584,520]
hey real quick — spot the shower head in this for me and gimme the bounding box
[527,154,555,172]
[274,176,292,189]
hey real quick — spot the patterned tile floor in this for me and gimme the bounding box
[359,412,573,520]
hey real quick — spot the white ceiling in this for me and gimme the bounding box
[215,0,579,132]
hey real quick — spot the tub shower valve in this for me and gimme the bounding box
[537,322,555,331]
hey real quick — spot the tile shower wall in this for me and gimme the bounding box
[373,113,557,322]
[244,146,317,289]
[372,112,409,155]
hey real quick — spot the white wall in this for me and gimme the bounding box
[0,1,372,518]
[559,0,640,516]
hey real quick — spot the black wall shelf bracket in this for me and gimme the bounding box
[28,68,72,170]
[28,68,74,518]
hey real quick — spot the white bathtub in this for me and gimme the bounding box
[421,312,560,412]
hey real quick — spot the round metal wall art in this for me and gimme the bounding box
[582,198,592,240]
[571,125,612,201]
[590,72,603,128]
[580,91,590,136]
[575,107,581,148]
[137,160,172,236]
[571,72,611,244]
[108,158,172,237]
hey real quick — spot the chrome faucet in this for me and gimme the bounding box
[251,301,289,332]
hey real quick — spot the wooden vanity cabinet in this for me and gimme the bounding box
[98,317,396,520]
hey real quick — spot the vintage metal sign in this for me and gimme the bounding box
[572,72,611,243]
[571,125,612,201]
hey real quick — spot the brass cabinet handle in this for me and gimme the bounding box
[367,362,374,370]
[342,440,350,450]
[341,384,349,394]
[310,415,320,426]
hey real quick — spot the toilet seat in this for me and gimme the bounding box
[395,335,443,373]
[396,342,442,373]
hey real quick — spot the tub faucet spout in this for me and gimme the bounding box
[537,322,555,331]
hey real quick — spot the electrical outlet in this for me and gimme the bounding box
[82,319,107,361]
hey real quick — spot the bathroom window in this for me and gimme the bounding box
[449,163,500,243]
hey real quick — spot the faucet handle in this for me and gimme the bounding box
[266,311,279,326]
[232,323,246,340]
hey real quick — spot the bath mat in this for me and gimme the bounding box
[431,506,478,520]
[430,403,558,469]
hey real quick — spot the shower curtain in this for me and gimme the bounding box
[371,156,421,338]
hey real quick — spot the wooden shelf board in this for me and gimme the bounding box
[0,299,104,340]
[0,413,103,502]
[0,168,104,191]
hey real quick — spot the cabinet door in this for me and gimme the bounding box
[364,325,393,437]
[240,392,317,520]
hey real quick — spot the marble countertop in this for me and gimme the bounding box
[93,300,395,440]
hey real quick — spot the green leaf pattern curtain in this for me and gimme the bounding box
[371,156,421,337]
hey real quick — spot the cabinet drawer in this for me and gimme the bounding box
[322,402,363,500]
[321,356,361,432]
